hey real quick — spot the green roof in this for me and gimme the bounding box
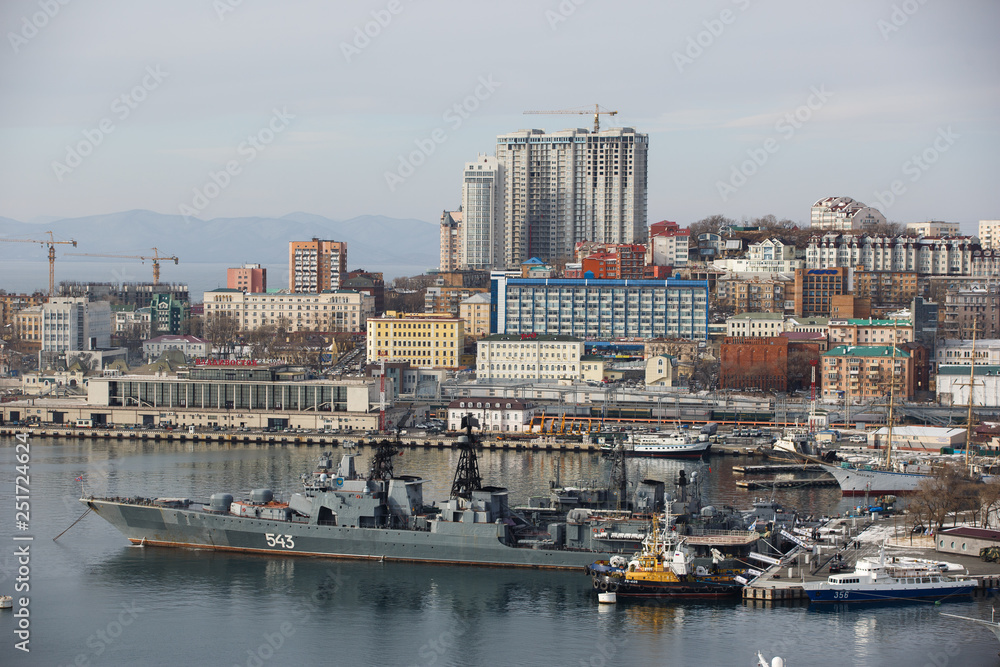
[824,345,910,358]
[937,365,1000,376]
[837,319,912,327]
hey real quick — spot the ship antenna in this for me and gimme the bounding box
[607,438,629,511]
[450,413,483,499]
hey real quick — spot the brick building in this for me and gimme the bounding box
[794,268,850,316]
[720,336,789,392]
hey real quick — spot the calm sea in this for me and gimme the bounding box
[1,437,997,667]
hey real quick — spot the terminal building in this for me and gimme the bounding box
[2,365,384,431]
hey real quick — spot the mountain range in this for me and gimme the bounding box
[0,210,440,294]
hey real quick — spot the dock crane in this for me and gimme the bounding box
[523,104,619,133]
[65,248,179,284]
[0,231,77,297]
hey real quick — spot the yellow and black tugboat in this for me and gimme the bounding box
[588,514,745,602]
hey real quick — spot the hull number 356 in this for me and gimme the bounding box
[265,533,295,549]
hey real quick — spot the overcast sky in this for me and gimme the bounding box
[1,0,997,232]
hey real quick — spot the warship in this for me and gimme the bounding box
[83,417,661,570]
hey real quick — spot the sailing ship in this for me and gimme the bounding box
[821,318,983,495]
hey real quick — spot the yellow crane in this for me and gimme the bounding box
[65,248,179,284]
[0,231,78,297]
[523,104,619,133]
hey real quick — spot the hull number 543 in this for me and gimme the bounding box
[265,533,295,549]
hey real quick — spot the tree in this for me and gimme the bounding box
[688,214,736,239]
[688,357,719,392]
[203,314,240,359]
[909,467,979,531]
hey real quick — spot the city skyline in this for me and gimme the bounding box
[1,1,997,233]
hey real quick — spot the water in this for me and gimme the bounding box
[1,437,998,666]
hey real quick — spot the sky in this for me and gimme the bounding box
[1,0,998,234]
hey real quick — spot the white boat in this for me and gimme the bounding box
[756,653,785,667]
[625,431,712,458]
[0,595,12,609]
[800,543,975,603]
[820,461,930,496]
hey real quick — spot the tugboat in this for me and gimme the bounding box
[587,513,746,601]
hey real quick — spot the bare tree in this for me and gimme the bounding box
[910,467,978,531]
[203,313,240,359]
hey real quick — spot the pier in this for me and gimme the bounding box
[733,464,826,474]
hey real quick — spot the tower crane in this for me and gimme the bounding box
[65,248,179,284]
[0,231,77,297]
[523,104,619,133]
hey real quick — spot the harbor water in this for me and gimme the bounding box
[1,437,998,666]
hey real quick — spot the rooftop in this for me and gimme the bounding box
[727,313,785,321]
[831,319,913,327]
[937,365,1000,376]
[823,345,911,358]
[480,334,581,343]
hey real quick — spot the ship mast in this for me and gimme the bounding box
[885,322,898,469]
[450,414,483,499]
[965,316,979,470]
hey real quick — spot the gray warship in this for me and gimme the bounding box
[83,418,661,570]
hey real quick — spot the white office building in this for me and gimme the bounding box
[476,334,583,381]
[41,297,111,353]
[496,127,648,267]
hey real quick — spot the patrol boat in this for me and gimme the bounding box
[83,420,657,570]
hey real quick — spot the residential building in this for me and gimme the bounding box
[495,127,648,266]
[520,257,557,279]
[13,306,42,351]
[111,305,150,336]
[446,398,535,433]
[149,293,189,336]
[853,271,919,307]
[289,238,347,293]
[828,319,914,346]
[941,284,1000,339]
[829,294,871,320]
[424,270,490,316]
[227,263,267,293]
[821,345,914,401]
[0,292,46,330]
[343,270,385,314]
[725,312,785,338]
[439,209,463,271]
[793,268,851,316]
[203,289,374,333]
[935,339,1000,367]
[143,335,211,360]
[647,220,689,267]
[476,334,582,381]
[807,233,979,276]
[784,316,829,335]
[644,355,676,386]
[714,238,803,273]
[366,312,464,368]
[490,273,709,340]
[41,297,111,353]
[720,336,789,392]
[810,196,887,231]
[459,292,492,338]
[460,156,504,269]
[718,277,789,314]
[937,365,1000,408]
[980,220,1000,250]
[580,244,647,279]
[907,221,961,237]
[972,249,1000,280]
[911,297,940,349]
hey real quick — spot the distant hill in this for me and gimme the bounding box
[0,209,439,273]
